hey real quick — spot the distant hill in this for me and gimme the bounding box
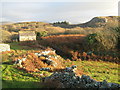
[1,16,119,32]
[52,16,120,28]
[78,16,120,27]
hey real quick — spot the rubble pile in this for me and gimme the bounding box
[13,49,64,72]
[42,65,120,88]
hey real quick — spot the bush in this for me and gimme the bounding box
[38,31,48,37]
[86,27,120,51]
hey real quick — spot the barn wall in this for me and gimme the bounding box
[19,36,36,41]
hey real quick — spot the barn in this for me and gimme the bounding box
[19,30,36,41]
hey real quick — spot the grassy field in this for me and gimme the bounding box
[65,60,119,84]
[2,59,119,88]
[1,42,119,88]
[2,65,43,88]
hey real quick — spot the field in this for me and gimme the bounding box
[1,42,120,88]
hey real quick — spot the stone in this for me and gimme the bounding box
[14,58,26,67]
[14,59,22,65]
[71,65,77,69]
[64,65,77,73]
[41,51,51,55]
[39,68,51,71]
[34,53,42,57]
[43,58,57,67]
[42,66,120,88]
[41,55,49,58]
[21,58,26,61]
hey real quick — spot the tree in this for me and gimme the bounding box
[37,31,48,37]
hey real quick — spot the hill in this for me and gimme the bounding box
[1,16,119,33]
[53,16,120,28]
[1,16,119,43]
[79,16,120,27]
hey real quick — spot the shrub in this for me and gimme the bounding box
[86,27,120,51]
[39,31,48,37]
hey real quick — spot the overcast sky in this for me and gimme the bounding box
[0,0,119,24]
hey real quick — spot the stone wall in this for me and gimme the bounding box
[42,66,120,88]
[19,36,36,41]
[0,44,10,52]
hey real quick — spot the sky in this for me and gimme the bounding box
[0,0,119,24]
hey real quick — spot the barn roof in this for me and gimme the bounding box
[19,30,36,36]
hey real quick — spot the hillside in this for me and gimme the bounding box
[1,16,119,43]
[78,16,120,27]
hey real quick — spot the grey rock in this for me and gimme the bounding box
[42,65,120,88]
[40,68,51,71]
[71,65,77,69]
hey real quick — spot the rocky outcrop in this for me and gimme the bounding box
[79,16,120,27]
[13,49,64,72]
[42,65,120,88]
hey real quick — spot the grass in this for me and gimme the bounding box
[8,42,35,50]
[9,42,24,50]
[1,42,120,88]
[2,56,119,88]
[1,64,51,88]
[1,46,54,88]
[64,60,119,84]
[2,81,41,88]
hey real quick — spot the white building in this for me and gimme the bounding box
[19,30,36,41]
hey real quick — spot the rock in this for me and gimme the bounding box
[43,58,57,67]
[40,68,51,71]
[21,58,26,61]
[41,51,51,55]
[34,53,42,57]
[14,59,22,65]
[41,55,49,58]
[14,58,26,67]
[71,65,77,69]
[42,66,120,88]
[64,65,77,72]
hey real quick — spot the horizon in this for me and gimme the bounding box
[1,0,118,24]
[1,15,118,25]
